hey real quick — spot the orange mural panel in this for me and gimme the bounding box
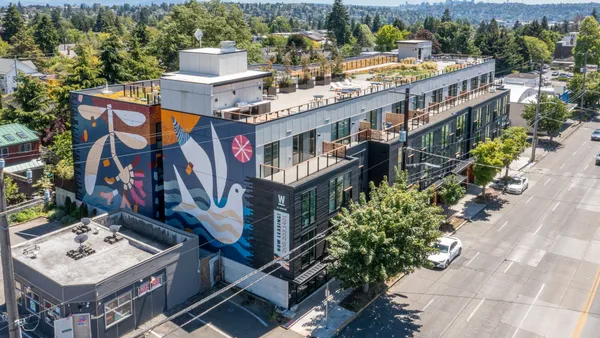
[160,108,201,146]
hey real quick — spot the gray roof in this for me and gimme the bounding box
[0,58,39,75]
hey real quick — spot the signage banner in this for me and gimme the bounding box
[273,191,290,270]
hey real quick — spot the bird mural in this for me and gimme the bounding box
[171,116,246,245]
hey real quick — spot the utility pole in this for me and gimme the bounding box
[530,61,544,163]
[580,51,589,124]
[0,159,21,338]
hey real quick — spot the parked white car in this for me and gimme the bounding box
[506,177,529,194]
[428,237,462,269]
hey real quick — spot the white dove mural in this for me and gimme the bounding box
[171,116,246,245]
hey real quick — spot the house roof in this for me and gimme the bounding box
[0,123,39,147]
[0,58,39,75]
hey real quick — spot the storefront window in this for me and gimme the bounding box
[25,289,40,314]
[105,292,132,328]
[44,300,61,325]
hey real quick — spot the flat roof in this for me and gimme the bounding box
[162,70,270,86]
[13,210,193,286]
[180,47,245,55]
[506,73,538,79]
[396,40,432,44]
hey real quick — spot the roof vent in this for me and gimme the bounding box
[23,245,39,259]
[67,234,96,260]
[220,41,237,53]
[104,224,124,245]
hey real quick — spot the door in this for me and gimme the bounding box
[450,242,458,260]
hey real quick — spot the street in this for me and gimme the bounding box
[341,121,600,338]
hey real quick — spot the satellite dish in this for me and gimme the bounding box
[81,218,91,226]
[109,225,122,238]
[74,234,88,250]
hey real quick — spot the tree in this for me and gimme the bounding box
[441,8,452,23]
[269,16,292,33]
[471,139,504,197]
[354,24,376,49]
[249,16,269,35]
[522,94,570,141]
[410,29,441,54]
[438,175,466,207]
[9,31,43,58]
[4,176,26,206]
[363,14,372,30]
[48,131,74,180]
[51,7,62,28]
[328,171,443,293]
[568,72,600,110]
[393,18,406,31]
[513,20,522,30]
[372,14,381,33]
[33,15,60,55]
[524,36,552,62]
[126,39,164,80]
[499,126,528,179]
[12,74,51,113]
[64,43,104,90]
[541,16,549,30]
[423,16,440,33]
[100,33,130,83]
[326,0,352,46]
[375,25,406,52]
[0,38,9,58]
[132,22,151,46]
[1,4,24,43]
[574,16,600,73]
[593,8,599,21]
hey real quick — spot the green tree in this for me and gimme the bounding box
[372,13,381,33]
[393,18,406,31]
[1,4,25,43]
[567,72,600,110]
[326,0,352,46]
[375,25,406,52]
[541,16,549,30]
[48,131,74,180]
[441,8,452,23]
[499,126,529,179]
[363,14,372,30]
[471,138,504,197]
[269,16,292,33]
[34,15,60,55]
[249,16,269,35]
[4,176,26,206]
[131,22,151,46]
[438,175,466,207]
[328,171,443,293]
[353,24,376,48]
[522,94,569,141]
[574,16,600,73]
[12,74,51,112]
[593,8,599,21]
[8,30,43,58]
[126,39,163,80]
[100,33,130,83]
[51,7,62,28]
[524,36,552,62]
[0,38,9,58]
[410,29,441,54]
[64,43,104,89]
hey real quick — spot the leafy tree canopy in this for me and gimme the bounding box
[522,93,570,141]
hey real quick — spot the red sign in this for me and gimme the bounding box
[138,282,151,296]
[232,135,253,163]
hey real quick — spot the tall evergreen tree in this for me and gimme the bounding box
[593,8,599,21]
[563,20,570,34]
[51,7,62,29]
[441,8,452,23]
[34,15,59,55]
[1,4,25,42]
[393,18,406,31]
[132,22,151,47]
[326,0,352,46]
[100,33,129,83]
[363,14,372,29]
[372,14,381,33]
[513,20,522,30]
[9,31,43,58]
[541,16,549,30]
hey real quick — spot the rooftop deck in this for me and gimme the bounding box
[79,80,161,105]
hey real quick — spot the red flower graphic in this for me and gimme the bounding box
[232,135,252,163]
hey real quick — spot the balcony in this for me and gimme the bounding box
[88,80,161,105]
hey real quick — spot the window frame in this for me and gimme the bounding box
[0,147,8,158]
[301,187,317,228]
[25,289,40,315]
[44,299,61,325]
[331,118,351,144]
[19,143,32,153]
[329,171,351,213]
[263,141,280,177]
[300,229,317,270]
[104,291,133,328]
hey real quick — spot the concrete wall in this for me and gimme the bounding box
[55,187,76,208]
[160,79,213,116]
[179,50,247,76]
[213,78,264,111]
[223,257,289,308]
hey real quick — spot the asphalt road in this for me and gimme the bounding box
[341,121,600,338]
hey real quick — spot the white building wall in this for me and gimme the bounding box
[223,257,289,308]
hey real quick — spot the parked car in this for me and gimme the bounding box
[491,178,506,190]
[552,71,559,76]
[428,237,462,269]
[506,177,529,194]
[592,129,600,141]
[596,153,600,165]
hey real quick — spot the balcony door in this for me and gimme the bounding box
[293,130,316,165]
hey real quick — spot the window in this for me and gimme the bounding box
[19,143,32,153]
[413,94,425,110]
[448,84,458,97]
[456,114,467,138]
[263,141,280,177]
[15,281,22,306]
[431,88,443,103]
[473,109,482,131]
[4,134,15,142]
[301,229,317,269]
[301,188,316,228]
[367,110,378,129]
[420,132,434,161]
[462,80,468,93]
[441,124,450,148]
[471,77,479,89]
[329,172,351,213]
[105,292,132,328]
[25,289,40,314]
[293,130,316,165]
[138,274,164,297]
[44,300,60,325]
[331,118,350,144]
[16,132,26,139]
[480,74,487,85]
[392,101,405,115]
[155,123,162,149]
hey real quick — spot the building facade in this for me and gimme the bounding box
[70,41,510,310]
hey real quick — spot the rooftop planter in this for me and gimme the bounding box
[279,77,296,93]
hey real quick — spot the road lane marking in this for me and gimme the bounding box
[504,261,514,273]
[573,151,577,156]
[569,183,575,191]
[512,284,545,338]
[422,297,436,311]
[465,252,480,267]
[585,164,590,171]
[150,331,162,338]
[544,178,551,186]
[187,313,233,338]
[525,196,533,204]
[467,298,486,322]
[534,223,544,235]
[583,141,587,146]
[572,267,600,338]
[553,202,560,211]
[498,221,508,232]
[560,163,566,169]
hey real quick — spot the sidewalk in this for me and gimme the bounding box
[284,280,354,338]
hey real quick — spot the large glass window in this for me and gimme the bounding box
[44,300,61,325]
[301,188,316,228]
[331,119,350,144]
[25,289,40,314]
[392,101,405,115]
[471,76,479,89]
[456,114,467,138]
[473,108,482,131]
[431,88,443,103]
[413,94,425,110]
[420,132,434,161]
[263,141,280,177]
[19,143,32,153]
[462,80,468,93]
[367,110,378,129]
[448,84,458,97]
[105,292,132,328]
[480,74,487,86]
[293,130,316,165]
[441,124,450,148]
[301,229,317,269]
[329,172,351,213]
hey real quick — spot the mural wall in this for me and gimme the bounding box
[71,94,163,219]
[161,110,257,266]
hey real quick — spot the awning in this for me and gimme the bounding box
[4,158,45,173]
[452,159,473,175]
[293,261,327,285]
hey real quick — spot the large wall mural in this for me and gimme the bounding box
[71,94,162,219]
[161,109,256,265]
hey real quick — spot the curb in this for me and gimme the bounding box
[450,218,469,235]
[533,121,584,164]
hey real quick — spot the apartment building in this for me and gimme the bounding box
[70,40,510,310]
